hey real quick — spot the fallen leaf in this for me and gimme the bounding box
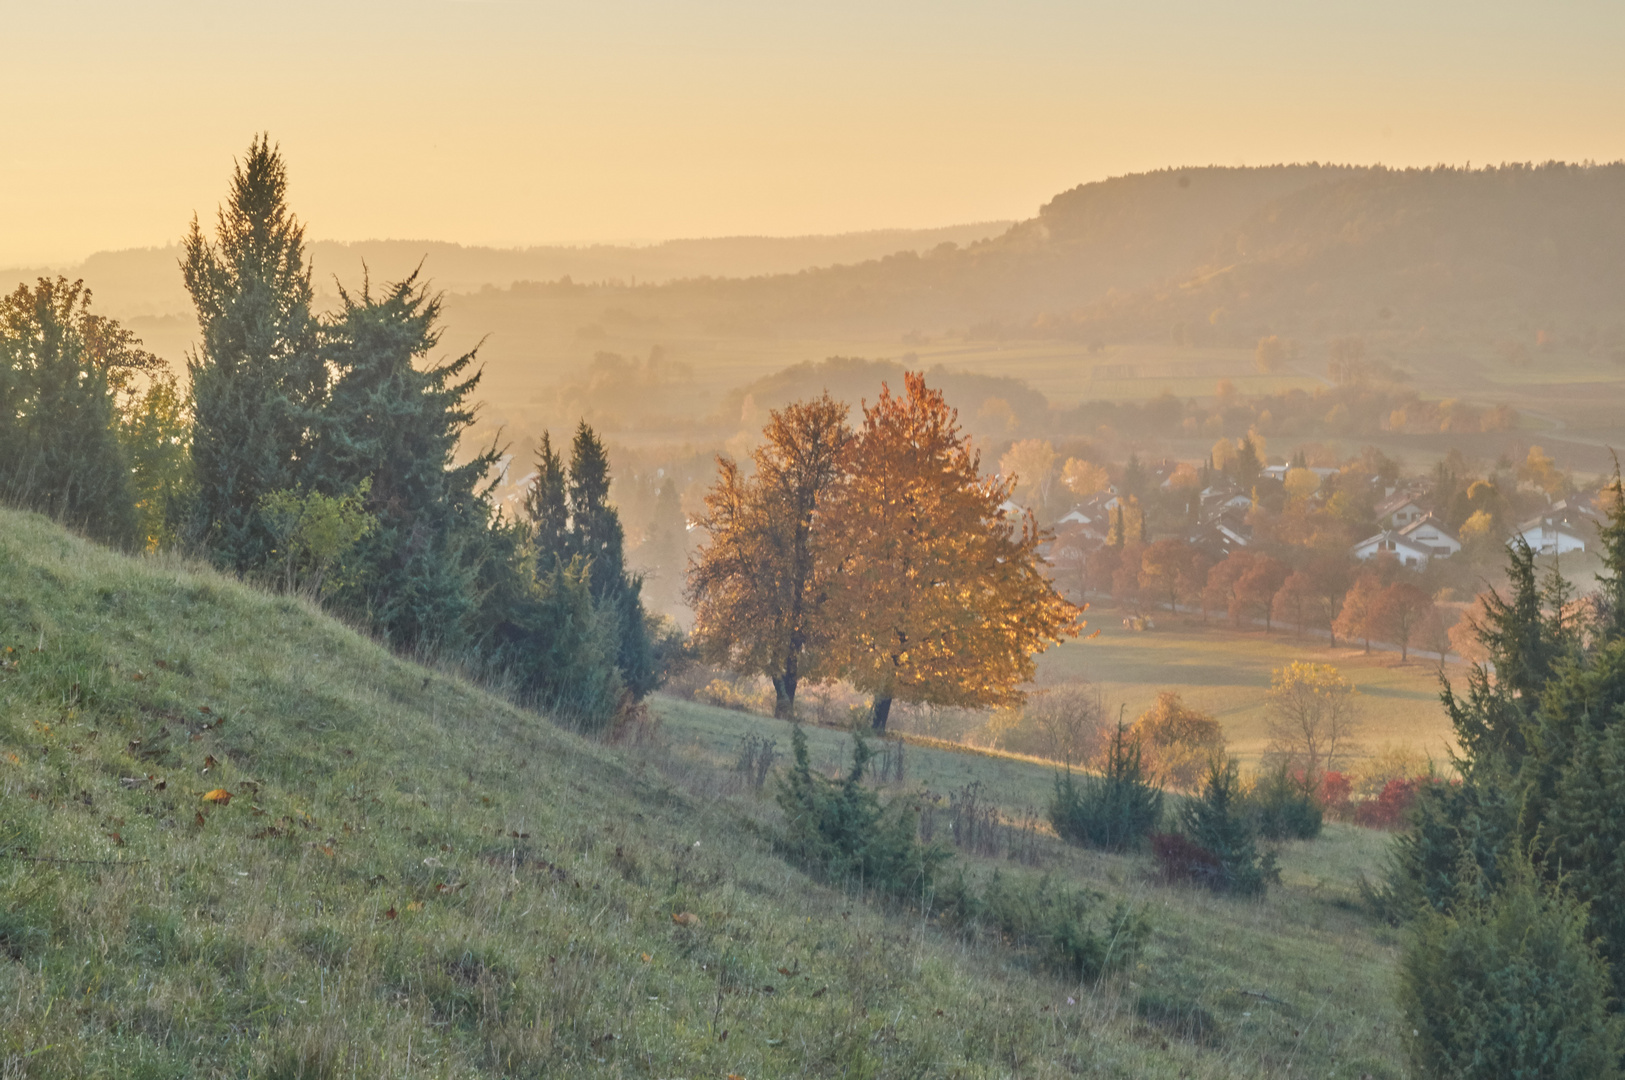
[108,831,123,846]
[203,755,219,769]
[201,789,232,805]
[384,907,397,920]
[194,811,206,827]
[671,911,700,927]
[130,672,145,682]
[405,901,423,912]
[320,845,335,857]
[640,952,651,963]
[777,967,792,976]
[198,706,212,715]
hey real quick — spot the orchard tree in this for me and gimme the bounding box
[689,394,850,718]
[827,373,1080,731]
[183,135,324,571]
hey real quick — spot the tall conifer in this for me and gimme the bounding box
[304,272,493,652]
[183,135,323,571]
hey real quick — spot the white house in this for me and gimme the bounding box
[1352,529,1435,568]
[1513,515,1589,555]
[1375,493,1428,530]
[1399,515,1462,559]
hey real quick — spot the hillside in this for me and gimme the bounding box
[0,508,1413,1077]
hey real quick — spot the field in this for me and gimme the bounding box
[0,506,1419,1078]
[1035,617,1466,768]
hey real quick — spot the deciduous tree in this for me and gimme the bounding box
[826,373,1080,731]
[689,394,850,718]
[1264,661,1360,781]
[1371,581,1439,661]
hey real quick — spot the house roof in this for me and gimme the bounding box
[1399,514,1460,544]
[1352,529,1433,558]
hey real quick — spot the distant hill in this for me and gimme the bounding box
[0,222,1015,322]
[581,162,1625,349]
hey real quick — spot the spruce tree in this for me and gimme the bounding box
[304,272,494,652]
[183,135,324,571]
[1179,758,1275,896]
[0,278,140,547]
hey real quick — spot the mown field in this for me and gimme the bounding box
[0,506,1416,1078]
[1035,617,1465,768]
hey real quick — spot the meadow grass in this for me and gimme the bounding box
[0,507,1412,1077]
[1037,617,1463,768]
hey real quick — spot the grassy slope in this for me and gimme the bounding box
[0,508,1410,1078]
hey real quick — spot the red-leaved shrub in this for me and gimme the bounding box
[1355,776,1428,830]
[1318,771,1353,821]
[1151,832,1222,887]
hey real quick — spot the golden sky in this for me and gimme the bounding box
[4,0,1622,265]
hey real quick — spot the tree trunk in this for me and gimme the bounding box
[772,672,798,720]
[871,696,893,733]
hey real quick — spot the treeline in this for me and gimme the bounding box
[1362,485,1625,1075]
[0,138,662,729]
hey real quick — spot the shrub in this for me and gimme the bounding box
[1355,776,1430,830]
[776,724,948,899]
[1246,764,1323,841]
[1318,770,1353,820]
[936,868,1150,981]
[1050,723,1163,852]
[1123,691,1225,790]
[1174,758,1277,896]
[1150,832,1223,887]
[1400,866,1622,1080]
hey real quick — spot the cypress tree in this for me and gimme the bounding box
[523,431,570,570]
[304,272,494,653]
[1597,462,1625,644]
[0,278,141,547]
[565,422,656,697]
[183,135,324,572]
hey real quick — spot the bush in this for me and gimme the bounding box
[1049,723,1163,852]
[935,868,1150,981]
[1174,758,1277,896]
[1354,776,1430,830]
[1400,866,1622,1080]
[1150,832,1223,887]
[1246,764,1323,841]
[776,724,948,899]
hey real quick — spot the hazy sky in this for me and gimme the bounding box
[4,0,1622,265]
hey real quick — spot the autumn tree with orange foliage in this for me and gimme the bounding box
[826,373,1081,731]
[688,394,851,718]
